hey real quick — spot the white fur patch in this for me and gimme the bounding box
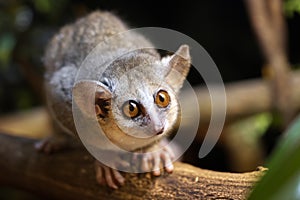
[160,55,173,66]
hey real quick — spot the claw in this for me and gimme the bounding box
[95,160,125,189]
[161,150,174,173]
[112,169,125,185]
[164,163,174,173]
[152,153,161,176]
[104,167,118,189]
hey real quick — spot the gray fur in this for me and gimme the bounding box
[44,11,190,151]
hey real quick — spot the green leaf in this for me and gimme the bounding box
[284,0,300,17]
[33,0,52,14]
[33,0,69,16]
[248,115,300,200]
[0,33,16,68]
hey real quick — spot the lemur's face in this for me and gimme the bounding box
[111,67,179,139]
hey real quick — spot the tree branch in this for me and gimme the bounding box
[245,0,293,126]
[0,133,265,200]
[181,70,300,125]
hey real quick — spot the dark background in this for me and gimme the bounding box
[0,0,300,114]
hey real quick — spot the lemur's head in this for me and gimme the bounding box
[73,45,191,151]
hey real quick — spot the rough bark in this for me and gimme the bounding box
[0,133,265,200]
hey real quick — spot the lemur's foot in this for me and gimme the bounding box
[95,160,126,189]
[134,139,175,176]
[94,150,131,189]
[34,135,70,154]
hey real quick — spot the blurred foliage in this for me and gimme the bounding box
[0,0,80,113]
[230,113,272,141]
[284,0,300,17]
[0,0,124,114]
[0,33,15,67]
[248,115,300,200]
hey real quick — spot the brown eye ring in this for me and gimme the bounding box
[155,90,170,108]
[122,100,140,119]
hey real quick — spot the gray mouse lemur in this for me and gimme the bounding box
[37,11,191,189]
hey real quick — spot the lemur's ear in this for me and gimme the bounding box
[73,80,112,118]
[164,45,191,92]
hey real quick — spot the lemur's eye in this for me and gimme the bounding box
[155,90,170,108]
[122,100,140,119]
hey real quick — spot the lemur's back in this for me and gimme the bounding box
[44,11,154,76]
[43,11,158,134]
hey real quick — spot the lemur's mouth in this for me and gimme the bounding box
[156,127,164,135]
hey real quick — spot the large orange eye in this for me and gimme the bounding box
[122,100,140,119]
[155,90,170,108]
